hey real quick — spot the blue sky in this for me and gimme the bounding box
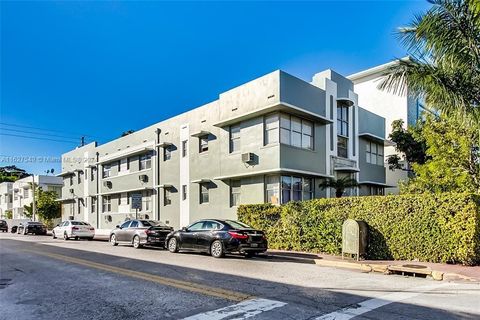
[0,1,431,174]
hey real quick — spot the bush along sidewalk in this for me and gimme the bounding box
[238,193,480,265]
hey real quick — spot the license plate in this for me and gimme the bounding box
[251,243,258,247]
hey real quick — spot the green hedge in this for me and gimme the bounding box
[238,193,480,265]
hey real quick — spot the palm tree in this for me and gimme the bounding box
[319,177,359,198]
[379,0,480,123]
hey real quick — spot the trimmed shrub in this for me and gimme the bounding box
[237,193,480,265]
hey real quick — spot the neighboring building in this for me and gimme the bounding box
[59,69,386,230]
[10,175,63,219]
[348,60,432,193]
[0,182,13,218]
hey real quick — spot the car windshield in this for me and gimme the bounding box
[71,221,89,225]
[141,220,167,227]
[225,220,252,229]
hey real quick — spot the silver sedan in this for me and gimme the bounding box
[109,220,173,249]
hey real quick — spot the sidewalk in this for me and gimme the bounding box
[268,250,480,283]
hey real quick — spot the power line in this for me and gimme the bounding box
[0,122,106,139]
[0,133,79,144]
[0,128,80,141]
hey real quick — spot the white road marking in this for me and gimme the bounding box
[183,298,287,320]
[315,282,452,320]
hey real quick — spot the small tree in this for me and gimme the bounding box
[23,204,33,219]
[319,177,359,198]
[4,210,12,219]
[36,189,61,221]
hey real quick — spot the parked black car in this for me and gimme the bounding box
[166,219,268,258]
[11,225,17,233]
[0,220,7,232]
[110,220,173,249]
[17,221,47,235]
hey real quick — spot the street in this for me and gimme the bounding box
[1,233,479,320]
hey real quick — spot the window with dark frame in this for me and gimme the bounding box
[164,146,172,161]
[91,167,96,181]
[182,140,187,157]
[182,185,187,201]
[230,180,241,206]
[164,188,172,206]
[91,197,96,213]
[199,135,209,153]
[199,183,209,204]
[267,175,314,204]
[102,195,111,212]
[337,105,349,158]
[366,141,384,166]
[229,124,241,153]
[139,153,152,170]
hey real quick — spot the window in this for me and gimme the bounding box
[366,142,384,166]
[143,190,151,211]
[188,221,204,231]
[203,221,222,230]
[182,140,187,157]
[78,171,83,184]
[102,195,111,212]
[230,124,241,153]
[267,175,314,204]
[121,220,131,229]
[24,189,29,198]
[264,114,279,145]
[91,168,96,181]
[279,114,313,150]
[103,164,111,178]
[164,146,172,161]
[140,153,152,170]
[130,220,138,228]
[200,183,209,204]
[230,180,241,207]
[69,176,73,186]
[199,135,209,153]
[91,197,96,213]
[337,106,349,136]
[369,186,385,196]
[77,199,82,214]
[182,185,187,201]
[164,189,172,206]
[337,105,349,158]
[119,159,128,172]
[337,136,348,158]
[265,175,280,204]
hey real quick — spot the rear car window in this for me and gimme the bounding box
[71,221,88,225]
[225,220,251,229]
[141,220,167,227]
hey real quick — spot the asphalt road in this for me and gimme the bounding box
[1,233,479,320]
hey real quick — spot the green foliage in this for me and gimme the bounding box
[387,119,428,171]
[402,114,480,193]
[318,177,359,198]
[23,204,34,219]
[4,210,12,219]
[379,0,480,122]
[238,193,480,265]
[36,188,61,221]
[0,165,29,183]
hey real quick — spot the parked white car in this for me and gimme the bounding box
[52,220,95,240]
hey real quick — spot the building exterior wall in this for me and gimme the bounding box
[59,69,386,230]
[0,182,13,218]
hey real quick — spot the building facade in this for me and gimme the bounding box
[59,69,386,230]
[0,182,13,218]
[0,175,63,219]
[348,60,432,194]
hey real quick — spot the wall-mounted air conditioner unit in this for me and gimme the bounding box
[103,181,112,188]
[139,174,148,182]
[241,152,255,164]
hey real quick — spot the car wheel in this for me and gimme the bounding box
[110,234,118,246]
[132,235,142,249]
[244,252,256,258]
[87,237,94,241]
[75,237,79,241]
[63,232,69,241]
[52,231,56,239]
[210,240,225,258]
[168,238,179,253]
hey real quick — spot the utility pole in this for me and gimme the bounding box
[32,175,36,221]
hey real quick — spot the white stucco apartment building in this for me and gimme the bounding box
[348,60,432,193]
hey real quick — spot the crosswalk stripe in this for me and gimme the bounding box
[183,298,287,320]
[315,282,452,320]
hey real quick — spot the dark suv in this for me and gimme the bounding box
[0,220,7,232]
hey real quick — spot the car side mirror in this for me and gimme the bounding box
[181,227,188,232]
[56,224,59,227]
[116,225,121,229]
